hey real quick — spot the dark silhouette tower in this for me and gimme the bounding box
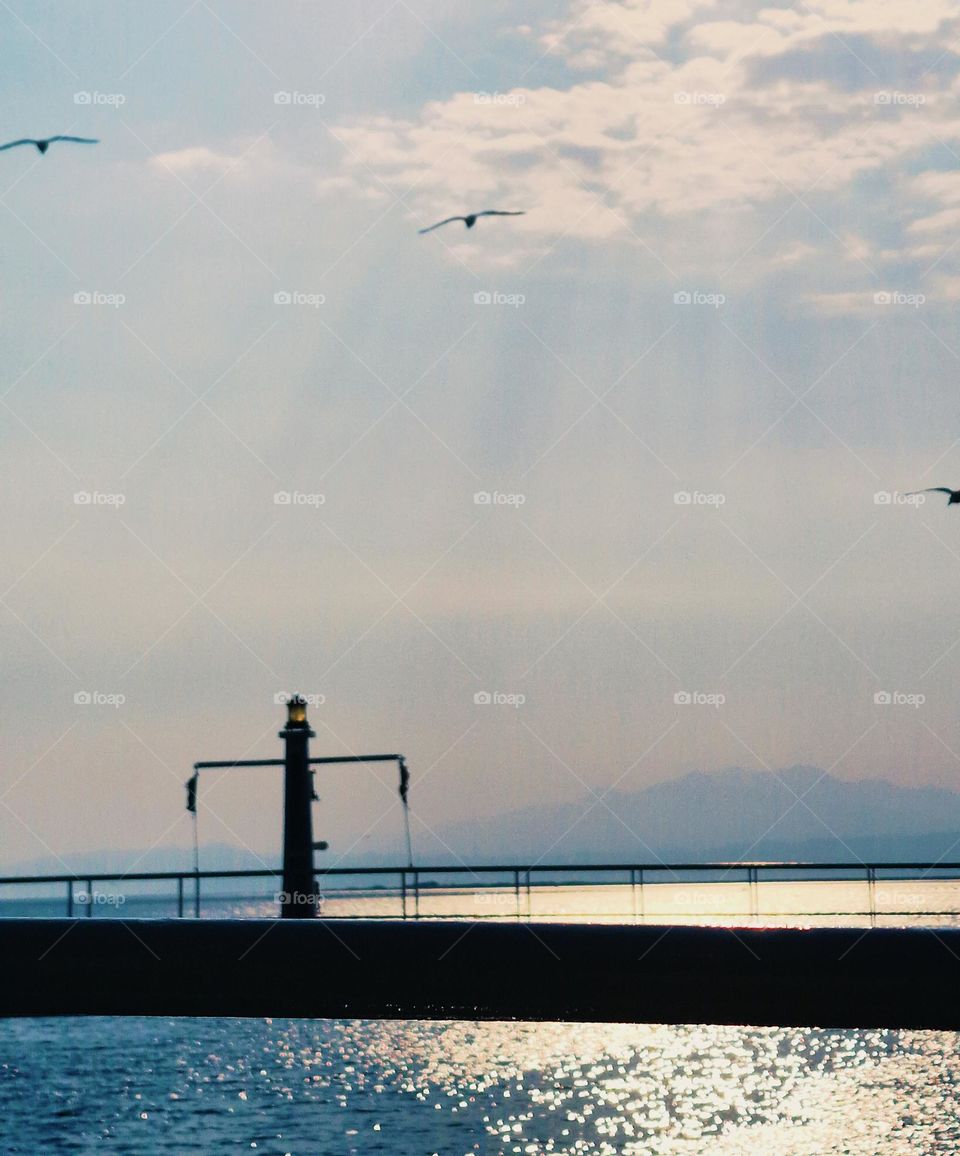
[188,698,407,919]
[280,695,319,918]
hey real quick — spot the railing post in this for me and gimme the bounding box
[526,870,532,918]
[67,879,73,918]
[86,879,94,917]
[177,876,184,919]
[194,874,201,919]
[630,869,637,919]
[514,870,521,919]
[413,871,420,920]
[400,870,407,920]
[868,866,876,924]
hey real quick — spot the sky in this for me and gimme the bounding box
[4,0,960,871]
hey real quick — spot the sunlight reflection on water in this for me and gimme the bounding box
[9,879,960,928]
[1,1017,958,1154]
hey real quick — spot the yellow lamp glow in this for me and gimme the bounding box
[286,695,308,728]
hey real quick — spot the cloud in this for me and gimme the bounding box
[148,137,292,185]
[539,0,719,63]
[773,241,819,265]
[805,289,880,315]
[909,169,960,204]
[907,205,960,236]
[326,0,960,286]
[927,272,960,299]
[150,146,237,174]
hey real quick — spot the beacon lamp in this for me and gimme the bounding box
[286,695,309,729]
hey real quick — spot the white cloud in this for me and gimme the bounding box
[150,146,237,174]
[907,205,960,236]
[909,170,960,204]
[540,0,719,61]
[774,241,819,265]
[326,0,960,285]
[805,290,881,315]
[927,272,960,299]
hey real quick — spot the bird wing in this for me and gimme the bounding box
[418,216,466,234]
[0,140,36,152]
[476,210,526,217]
[906,488,953,495]
[48,136,99,145]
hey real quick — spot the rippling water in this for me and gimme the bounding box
[4,881,960,1151]
[2,1018,959,1154]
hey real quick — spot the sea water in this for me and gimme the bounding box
[1,1017,958,1153]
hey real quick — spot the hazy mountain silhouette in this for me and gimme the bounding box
[413,766,960,865]
[10,767,960,875]
[5,842,277,878]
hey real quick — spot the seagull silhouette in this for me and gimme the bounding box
[0,136,99,155]
[907,487,960,504]
[418,210,525,234]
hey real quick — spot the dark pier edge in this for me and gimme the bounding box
[2,919,959,1028]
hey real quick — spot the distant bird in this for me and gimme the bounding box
[0,136,98,155]
[907,487,960,505]
[418,209,525,234]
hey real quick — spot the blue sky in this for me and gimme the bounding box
[3,0,960,869]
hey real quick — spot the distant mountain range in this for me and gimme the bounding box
[9,766,960,876]
[4,842,274,878]
[412,765,960,866]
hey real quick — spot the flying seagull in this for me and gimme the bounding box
[907,487,960,505]
[0,136,99,155]
[419,209,525,234]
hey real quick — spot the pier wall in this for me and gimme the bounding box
[1,919,958,1027]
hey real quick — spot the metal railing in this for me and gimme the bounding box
[3,860,960,923]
